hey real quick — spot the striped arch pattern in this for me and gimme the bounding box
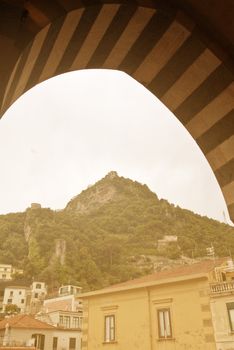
[0,1,233,222]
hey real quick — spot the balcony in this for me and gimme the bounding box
[210,281,234,295]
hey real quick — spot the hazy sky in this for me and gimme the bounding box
[0,69,231,224]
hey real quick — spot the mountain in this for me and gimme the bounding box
[0,171,233,291]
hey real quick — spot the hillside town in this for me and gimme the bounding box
[0,258,234,349]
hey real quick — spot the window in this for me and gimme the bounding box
[63,316,70,328]
[32,334,45,350]
[36,283,42,289]
[104,315,115,342]
[157,309,172,338]
[69,338,76,350]
[10,291,13,297]
[35,293,39,298]
[2,274,6,279]
[19,291,22,295]
[73,316,81,328]
[227,302,234,331]
[7,299,12,304]
[21,299,25,304]
[60,315,70,328]
[52,337,58,350]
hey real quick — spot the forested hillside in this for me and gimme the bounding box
[0,171,233,291]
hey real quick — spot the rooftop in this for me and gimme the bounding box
[0,314,55,330]
[81,258,228,298]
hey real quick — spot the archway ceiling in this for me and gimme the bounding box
[0,0,233,222]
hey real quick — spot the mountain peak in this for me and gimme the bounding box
[65,172,156,214]
[105,171,119,179]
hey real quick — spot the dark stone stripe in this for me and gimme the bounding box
[25,16,65,92]
[174,64,233,125]
[118,9,176,75]
[86,4,138,68]
[3,42,33,111]
[228,203,234,223]
[215,158,234,188]
[55,4,102,75]
[197,110,234,154]
[148,32,205,97]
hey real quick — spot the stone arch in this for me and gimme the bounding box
[0,1,233,221]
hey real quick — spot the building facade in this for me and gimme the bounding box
[2,286,31,314]
[0,314,81,350]
[209,260,234,350]
[81,260,232,350]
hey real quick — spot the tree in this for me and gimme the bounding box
[5,304,20,314]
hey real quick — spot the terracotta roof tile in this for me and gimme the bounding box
[0,314,55,330]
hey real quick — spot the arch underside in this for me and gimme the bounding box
[0,1,233,222]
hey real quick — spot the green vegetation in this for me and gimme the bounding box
[0,173,233,291]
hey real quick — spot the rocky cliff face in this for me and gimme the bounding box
[65,171,122,214]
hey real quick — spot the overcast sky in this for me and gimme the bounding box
[0,69,231,224]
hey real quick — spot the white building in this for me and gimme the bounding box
[43,294,82,314]
[2,286,30,313]
[0,264,24,281]
[0,264,13,280]
[37,309,82,329]
[31,282,47,299]
[29,282,47,315]
[59,285,82,297]
[0,314,82,350]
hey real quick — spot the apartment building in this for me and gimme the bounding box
[81,259,231,350]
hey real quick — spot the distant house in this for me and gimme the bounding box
[80,258,230,350]
[2,282,47,316]
[36,310,82,330]
[36,285,83,346]
[59,285,82,297]
[157,235,178,249]
[0,265,23,281]
[29,282,47,315]
[0,314,81,350]
[0,265,12,281]
[2,286,31,314]
[44,285,82,314]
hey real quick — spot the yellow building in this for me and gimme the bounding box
[80,259,231,350]
[209,260,234,350]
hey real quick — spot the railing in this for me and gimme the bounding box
[210,281,234,294]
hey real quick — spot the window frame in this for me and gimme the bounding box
[32,333,45,350]
[157,308,173,339]
[52,336,58,350]
[227,302,234,332]
[69,337,76,350]
[104,314,116,343]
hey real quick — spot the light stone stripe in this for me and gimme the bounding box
[12,25,51,102]
[2,55,22,110]
[222,181,234,206]
[71,4,120,71]
[102,7,156,69]
[24,2,51,28]
[186,83,234,139]
[39,9,84,82]
[161,49,221,111]
[206,136,234,171]
[133,20,190,84]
